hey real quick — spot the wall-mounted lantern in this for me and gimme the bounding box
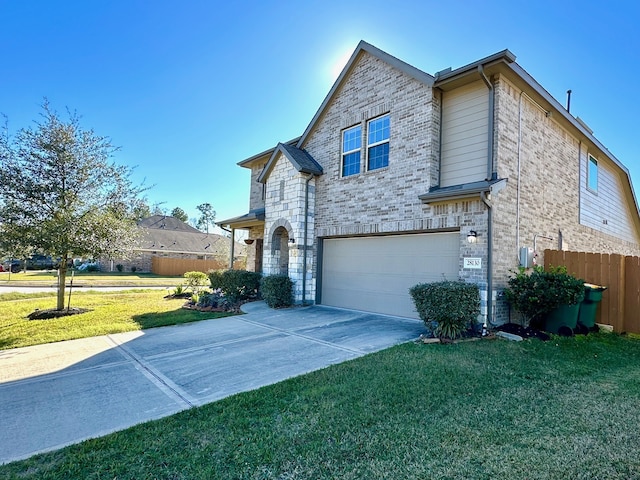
[467,230,478,244]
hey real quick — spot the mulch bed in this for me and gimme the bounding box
[495,322,551,341]
[182,303,228,312]
[27,308,91,320]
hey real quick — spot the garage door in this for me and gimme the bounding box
[320,232,460,318]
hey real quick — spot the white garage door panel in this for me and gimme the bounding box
[321,233,459,319]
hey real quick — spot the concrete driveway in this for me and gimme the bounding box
[0,301,425,464]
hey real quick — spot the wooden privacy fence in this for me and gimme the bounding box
[151,257,244,276]
[545,249,640,334]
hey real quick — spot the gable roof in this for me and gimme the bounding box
[257,142,323,183]
[237,137,300,168]
[136,216,246,256]
[138,215,201,233]
[296,40,435,148]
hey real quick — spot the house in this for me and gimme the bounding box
[218,41,640,324]
[107,215,246,274]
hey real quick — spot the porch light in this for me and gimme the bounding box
[244,239,254,245]
[288,238,296,244]
[467,231,478,244]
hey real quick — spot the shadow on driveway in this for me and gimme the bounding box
[0,301,425,464]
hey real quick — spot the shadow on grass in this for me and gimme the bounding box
[132,308,236,330]
[0,337,20,350]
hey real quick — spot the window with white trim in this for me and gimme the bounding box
[367,114,390,170]
[588,154,598,192]
[342,125,361,177]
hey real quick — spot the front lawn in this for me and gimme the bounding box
[0,271,182,286]
[1,333,639,478]
[0,290,234,349]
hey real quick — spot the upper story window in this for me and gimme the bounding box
[367,114,390,171]
[588,154,598,192]
[342,125,362,177]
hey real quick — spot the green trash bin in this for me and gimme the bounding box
[578,283,607,329]
[545,297,583,335]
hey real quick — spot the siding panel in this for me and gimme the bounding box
[441,80,489,187]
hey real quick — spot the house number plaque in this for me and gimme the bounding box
[463,257,482,269]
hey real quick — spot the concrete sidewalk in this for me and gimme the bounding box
[0,301,425,464]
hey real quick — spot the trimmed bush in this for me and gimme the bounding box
[261,275,294,309]
[504,265,585,327]
[208,269,262,304]
[115,264,123,272]
[409,281,480,341]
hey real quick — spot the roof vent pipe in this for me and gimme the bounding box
[566,89,572,113]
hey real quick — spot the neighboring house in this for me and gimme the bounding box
[108,215,246,273]
[218,41,640,324]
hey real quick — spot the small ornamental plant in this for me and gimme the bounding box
[504,265,584,327]
[409,281,480,342]
[183,271,210,296]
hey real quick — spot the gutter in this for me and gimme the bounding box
[478,66,494,181]
[478,66,495,326]
[480,191,495,326]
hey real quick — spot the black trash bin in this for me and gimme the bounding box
[578,283,607,330]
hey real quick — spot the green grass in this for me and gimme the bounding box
[0,271,182,286]
[0,290,234,349]
[1,334,639,479]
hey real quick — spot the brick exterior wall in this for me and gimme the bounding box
[249,161,266,211]
[252,49,640,324]
[298,51,489,307]
[491,74,640,322]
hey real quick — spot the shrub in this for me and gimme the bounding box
[131,266,137,273]
[197,291,231,311]
[261,275,294,309]
[208,269,262,304]
[116,264,123,272]
[86,264,100,272]
[504,265,585,326]
[183,271,210,295]
[409,281,480,341]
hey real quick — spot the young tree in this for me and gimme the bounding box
[171,207,189,223]
[0,101,146,310]
[196,202,216,233]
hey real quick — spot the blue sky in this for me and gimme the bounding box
[2,0,639,227]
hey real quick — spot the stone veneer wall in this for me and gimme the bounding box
[262,152,317,303]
